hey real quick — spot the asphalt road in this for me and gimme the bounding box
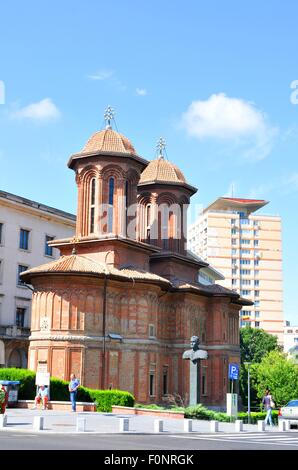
[1,430,298,450]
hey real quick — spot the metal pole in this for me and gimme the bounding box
[247,365,251,424]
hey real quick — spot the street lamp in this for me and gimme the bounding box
[244,362,252,424]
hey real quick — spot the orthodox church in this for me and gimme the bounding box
[22,108,250,408]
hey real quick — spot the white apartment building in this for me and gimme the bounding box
[0,190,75,367]
[283,325,298,353]
[188,197,284,343]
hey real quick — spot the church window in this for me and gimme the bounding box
[108,177,115,232]
[90,178,96,233]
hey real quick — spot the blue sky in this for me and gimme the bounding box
[0,0,297,324]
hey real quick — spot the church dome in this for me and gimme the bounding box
[82,128,136,155]
[139,157,187,185]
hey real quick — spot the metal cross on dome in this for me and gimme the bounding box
[104,106,115,128]
[157,137,166,158]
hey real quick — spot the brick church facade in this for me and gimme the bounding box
[22,113,250,408]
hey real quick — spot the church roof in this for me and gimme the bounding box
[20,254,171,286]
[139,157,186,185]
[82,128,136,155]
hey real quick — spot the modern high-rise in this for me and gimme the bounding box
[188,197,284,343]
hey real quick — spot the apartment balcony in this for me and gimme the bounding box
[0,325,30,339]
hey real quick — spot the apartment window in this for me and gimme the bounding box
[254,230,259,236]
[0,223,3,245]
[232,259,237,265]
[17,264,28,286]
[240,229,250,235]
[240,218,250,225]
[240,249,250,255]
[240,269,251,275]
[0,259,3,284]
[232,268,237,275]
[254,260,259,266]
[231,229,237,235]
[254,220,259,226]
[254,270,259,276]
[241,279,251,285]
[163,367,169,396]
[254,240,259,246]
[232,238,237,245]
[19,229,30,250]
[255,311,260,318]
[232,249,237,255]
[255,321,260,328]
[231,219,236,224]
[255,290,260,297]
[240,239,250,245]
[241,290,251,296]
[232,279,237,286]
[45,235,55,256]
[240,259,250,265]
[254,300,260,307]
[16,307,26,327]
[254,280,259,286]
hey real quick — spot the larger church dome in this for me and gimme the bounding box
[82,128,136,155]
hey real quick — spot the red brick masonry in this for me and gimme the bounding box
[112,405,184,419]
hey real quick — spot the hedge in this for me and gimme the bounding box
[238,411,279,425]
[0,368,134,412]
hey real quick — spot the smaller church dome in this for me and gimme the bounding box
[139,157,186,185]
[82,128,136,155]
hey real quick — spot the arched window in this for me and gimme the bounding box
[146,204,151,241]
[90,178,96,233]
[108,177,115,232]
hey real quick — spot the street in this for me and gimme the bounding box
[1,430,298,450]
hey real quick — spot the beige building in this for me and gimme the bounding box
[0,190,75,367]
[188,197,284,342]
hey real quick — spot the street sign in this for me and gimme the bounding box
[228,363,239,380]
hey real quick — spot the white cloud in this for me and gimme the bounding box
[11,98,61,121]
[87,69,114,81]
[136,88,147,96]
[181,93,278,160]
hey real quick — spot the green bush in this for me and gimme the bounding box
[184,404,234,422]
[0,369,134,411]
[89,390,134,412]
[237,411,279,424]
[0,368,36,399]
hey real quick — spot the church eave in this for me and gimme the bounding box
[68,150,149,170]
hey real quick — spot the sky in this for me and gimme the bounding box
[0,0,297,324]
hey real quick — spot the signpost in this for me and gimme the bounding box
[227,363,239,417]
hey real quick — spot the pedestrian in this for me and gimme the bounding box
[68,373,80,412]
[32,384,49,410]
[262,388,275,426]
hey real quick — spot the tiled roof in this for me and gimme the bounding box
[82,128,136,155]
[21,255,170,285]
[139,157,186,184]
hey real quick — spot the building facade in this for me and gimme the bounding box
[0,190,75,367]
[188,197,284,343]
[21,116,250,408]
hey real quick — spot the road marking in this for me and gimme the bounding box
[170,434,298,447]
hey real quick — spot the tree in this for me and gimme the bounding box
[254,350,298,406]
[240,326,281,364]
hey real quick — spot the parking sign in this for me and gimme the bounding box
[228,363,239,380]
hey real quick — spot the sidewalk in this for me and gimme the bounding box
[0,409,281,434]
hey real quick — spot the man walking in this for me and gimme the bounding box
[69,373,80,412]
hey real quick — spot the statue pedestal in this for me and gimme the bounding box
[189,361,199,406]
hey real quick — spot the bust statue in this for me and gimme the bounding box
[183,335,208,364]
